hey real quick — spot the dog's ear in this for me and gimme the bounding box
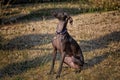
[64,12,73,25]
[68,17,73,25]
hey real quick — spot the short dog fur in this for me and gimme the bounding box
[48,12,84,78]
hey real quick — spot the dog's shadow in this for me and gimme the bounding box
[83,49,120,69]
[79,31,120,69]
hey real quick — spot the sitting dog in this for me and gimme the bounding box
[48,12,84,78]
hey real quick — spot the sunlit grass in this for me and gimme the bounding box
[0,0,119,25]
[0,1,120,80]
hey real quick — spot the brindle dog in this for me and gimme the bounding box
[48,12,84,78]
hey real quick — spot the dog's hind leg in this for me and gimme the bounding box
[78,49,84,66]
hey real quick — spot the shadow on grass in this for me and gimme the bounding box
[0,31,119,78]
[0,36,4,49]
[0,33,54,50]
[0,53,52,78]
[80,31,120,52]
[83,49,120,69]
[1,6,113,26]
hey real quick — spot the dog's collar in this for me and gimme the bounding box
[56,29,67,35]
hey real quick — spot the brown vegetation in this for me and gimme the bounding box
[0,1,120,80]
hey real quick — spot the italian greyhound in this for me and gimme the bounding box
[48,12,84,78]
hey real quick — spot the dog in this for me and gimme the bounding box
[48,12,84,78]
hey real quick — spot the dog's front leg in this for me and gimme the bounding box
[48,48,57,75]
[56,51,66,78]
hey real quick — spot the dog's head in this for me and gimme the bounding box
[52,12,73,25]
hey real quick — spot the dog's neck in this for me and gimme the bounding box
[56,20,68,35]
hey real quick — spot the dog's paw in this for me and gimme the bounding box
[75,69,81,73]
[47,71,53,75]
[47,72,51,75]
[56,74,60,79]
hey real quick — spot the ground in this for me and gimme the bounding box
[0,4,120,80]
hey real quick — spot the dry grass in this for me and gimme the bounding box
[0,0,119,25]
[0,2,120,80]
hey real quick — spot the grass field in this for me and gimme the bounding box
[0,1,120,80]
